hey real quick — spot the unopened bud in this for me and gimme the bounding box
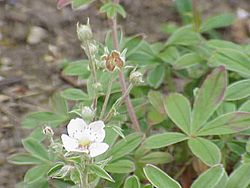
[53,165,73,178]
[129,71,143,85]
[43,126,54,136]
[81,106,95,120]
[77,22,93,42]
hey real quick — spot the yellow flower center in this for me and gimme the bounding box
[79,139,91,148]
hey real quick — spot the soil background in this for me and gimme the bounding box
[0,0,249,187]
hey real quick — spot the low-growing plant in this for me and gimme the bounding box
[8,0,250,188]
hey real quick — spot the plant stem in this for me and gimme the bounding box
[79,171,89,188]
[111,0,141,132]
[100,77,115,119]
[85,40,98,110]
[104,83,133,123]
[165,66,175,92]
[192,0,201,32]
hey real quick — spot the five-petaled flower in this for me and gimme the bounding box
[61,118,109,157]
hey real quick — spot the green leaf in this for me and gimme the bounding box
[198,112,250,136]
[143,164,181,188]
[28,128,45,142]
[201,13,235,32]
[107,133,143,161]
[50,93,68,115]
[216,102,236,116]
[191,165,225,188]
[8,153,43,165]
[140,152,173,165]
[239,100,250,112]
[188,137,221,166]
[89,164,114,182]
[147,107,166,125]
[208,48,250,77]
[166,26,201,46]
[22,112,67,129]
[173,52,202,70]
[214,171,228,188]
[147,64,165,89]
[158,47,179,65]
[124,175,141,188]
[191,66,227,133]
[105,28,123,51]
[197,112,250,136]
[61,88,88,101]
[63,60,89,78]
[225,79,250,101]
[100,2,126,18]
[116,4,126,18]
[206,40,242,51]
[123,35,144,57]
[24,165,50,184]
[165,93,191,135]
[72,0,94,10]
[70,168,81,184]
[22,138,49,160]
[175,0,192,24]
[148,90,166,114]
[226,163,250,188]
[105,159,135,174]
[47,163,64,177]
[144,132,188,149]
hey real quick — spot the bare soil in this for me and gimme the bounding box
[0,0,249,187]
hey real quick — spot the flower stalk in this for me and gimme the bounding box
[100,77,115,119]
[110,0,141,132]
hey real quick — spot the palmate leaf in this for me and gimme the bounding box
[143,164,181,188]
[22,138,49,161]
[188,137,221,166]
[105,159,135,174]
[197,112,250,136]
[225,79,250,101]
[208,48,250,77]
[89,164,114,182]
[191,66,227,133]
[106,132,143,161]
[148,90,166,114]
[165,93,191,135]
[124,175,140,188]
[8,153,43,165]
[191,165,225,188]
[144,132,188,149]
[24,165,50,184]
[226,163,250,188]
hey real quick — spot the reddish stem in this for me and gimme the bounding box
[110,0,141,132]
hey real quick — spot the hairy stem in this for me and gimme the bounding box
[100,77,115,119]
[85,41,98,110]
[111,0,141,132]
[104,83,133,123]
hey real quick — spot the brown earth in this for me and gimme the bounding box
[0,0,249,187]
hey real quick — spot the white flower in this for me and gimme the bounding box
[61,118,109,157]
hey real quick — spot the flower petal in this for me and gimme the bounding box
[61,134,78,152]
[67,118,88,140]
[89,143,109,157]
[88,120,105,142]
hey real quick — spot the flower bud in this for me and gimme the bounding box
[53,165,73,178]
[43,126,54,136]
[77,22,93,42]
[129,71,143,85]
[81,106,95,120]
